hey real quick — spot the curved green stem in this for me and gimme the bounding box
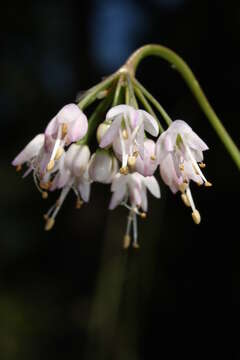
[126,44,240,169]
[78,73,118,111]
[134,86,164,133]
[133,78,172,128]
[78,91,114,145]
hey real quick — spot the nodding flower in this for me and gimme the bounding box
[44,143,91,231]
[157,120,211,224]
[109,172,160,248]
[44,103,88,173]
[99,105,159,175]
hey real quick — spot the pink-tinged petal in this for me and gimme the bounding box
[139,110,159,136]
[160,154,181,194]
[56,103,83,123]
[170,119,192,134]
[66,113,88,144]
[135,124,145,159]
[72,145,90,177]
[106,105,134,120]
[111,173,128,192]
[109,185,126,210]
[141,187,148,212]
[187,132,209,152]
[64,144,79,171]
[143,176,161,198]
[129,186,142,207]
[100,115,123,148]
[184,161,203,184]
[164,134,174,152]
[78,179,91,202]
[129,110,139,129]
[12,134,45,166]
[88,151,112,183]
[45,117,58,138]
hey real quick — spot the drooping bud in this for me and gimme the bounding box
[89,150,118,183]
[96,123,111,144]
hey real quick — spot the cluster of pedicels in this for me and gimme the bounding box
[12,93,212,248]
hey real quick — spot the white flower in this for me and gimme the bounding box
[44,103,88,172]
[44,144,91,230]
[109,172,160,248]
[99,105,159,174]
[157,120,211,224]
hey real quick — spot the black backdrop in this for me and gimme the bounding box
[0,1,239,359]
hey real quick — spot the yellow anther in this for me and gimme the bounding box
[120,166,129,175]
[140,212,147,219]
[76,198,84,209]
[47,159,55,172]
[133,151,139,158]
[179,164,184,171]
[204,181,212,187]
[150,155,156,161]
[61,123,68,138]
[42,191,48,199]
[55,147,64,160]
[16,165,22,172]
[128,156,136,167]
[44,217,55,231]
[43,214,48,221]
[40,181,52,190]
[179,183,188,193]
[122,129,128,140]
[197,181,203,186]
[181,193,191,207]
[133,243,140,249]
[199,162,206,168]
[191,210,201,225]
[123,235,131,249]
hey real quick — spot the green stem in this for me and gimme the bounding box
[112,76,124,106]
[132,78,172,127]
[78,73,118,111]
[125,44,240,169]
[78,91,114,145]
[126,75,138,109]
[134,86,164,133]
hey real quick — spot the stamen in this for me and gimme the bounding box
[185,186,196,212]
[76,198,84,209]
[55,147,64,160]
[61,123,68,138]
[179,163,184,171]
[16,165,22,172]
[185,144,210,185]
[199,162,206,168]
[192,210,201,224]
[150,155,156,161]
[140,212,147,219]
[45,217,55,231]
[204,181,212,187]
[132,213,139,249]
[181,193,191,207]
[122,129,128,140]
[123,235,131,249]
[120,166,129,175]
[179,182,188,193]
[40,181,52,190]
[42,191,48,199]
[127,156,136,167]
[119,128,128,169]
[47,159,55,172]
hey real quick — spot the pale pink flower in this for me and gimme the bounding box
[135,139,158,176]
[88,150,118,183]
[109,172,160,248]
[44,144,91,230]
[44,104,88,172]
[157,120,211,224]
[99,105,159,174]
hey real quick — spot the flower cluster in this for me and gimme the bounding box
[12,101,211,248]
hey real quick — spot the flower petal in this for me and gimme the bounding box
[139,110,159,136]
[100,115,123,148]
[143,176,161,198]
[12,134,45,166]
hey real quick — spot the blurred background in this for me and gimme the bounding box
[0,0,239,359]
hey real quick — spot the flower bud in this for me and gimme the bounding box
[89,150,118,183]
[96,123,110,144]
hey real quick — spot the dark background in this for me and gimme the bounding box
[0,0,239,359]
